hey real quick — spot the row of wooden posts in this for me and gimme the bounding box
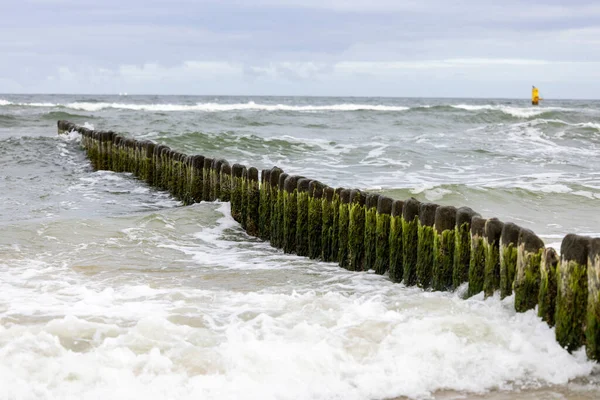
[58,120,600,360]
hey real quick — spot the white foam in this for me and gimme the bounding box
[0,100,411,112]
[75,101,411,112]
[0,274,594,400]
[576,121,600,130]
[0,204,597,400]
[451,104,572,118]
[0,100,58,107]
[527,118,600,132]
[57,130,82,143]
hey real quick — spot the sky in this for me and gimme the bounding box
[2,0,600,98]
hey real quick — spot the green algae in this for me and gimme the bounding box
[402,216,419,286]
[432,229,456,291]
[219,163,232,203]
[308,182,325,260]
[296,185,310,257]
[363,196,379,272]
[514,229,544,313]
[483,239,501,298]
[453,222,472,289]
[555,234,590,352]
[500,244,518,299]
[468,235,486,297]
[230,164,245,224]
[321,196,333,261]
[203,158,213,202]
[190,155,204,203]
[282,175,302,253]
[337,190,351,269]
[245,168,260,237]
[416,224,435,288]
[388,214,404,283]
[556,260,588,352]
[348,190,366,271]
[586,239,600,360]
[271,173,288,249]
[374,213,391,275]
[538,248,558,326]
[514,247,543,312]
[483,218,503,298]
[500,223,520,299]
[330,189,343,263]
[258,170,271,240]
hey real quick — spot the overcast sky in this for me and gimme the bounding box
[3,0,600,98]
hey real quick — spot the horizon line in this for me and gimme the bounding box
[1,93,599,101]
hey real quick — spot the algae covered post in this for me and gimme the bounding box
[181,154,193,204]
[538,247,559,326]
[295,178,312,257]
[432,206,457,291]
[220,162,232,203]
[259,169,271,240]
[308,181,325,260]
[189,155,204,203]
[337,189,351,269]
[330,188,344,263]
[467,217,487,297]
[555,234,590,352]
[586,238,600,360]
[158,146,171,190]
[416,202,438,288]
[500,222,521,299]
[283,175,302,254]
[513,228,544,313]
[483,218,503,298]
[57,120,74,134]
[272,172,289,249]
[402,198,421,286]
[348,189,366,271]
[321,187,336,262]
[231,164,245,224]
[245,167,260,237]
[364,194,380,272]
[454,207,479,288]
[374,196,393,275]
[211,159,225,201]
[388,199,404,283]
[268,167,283,246]
[203,157,213,202]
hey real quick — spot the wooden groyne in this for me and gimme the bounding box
[58,120,599,360]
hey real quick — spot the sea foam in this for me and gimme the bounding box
[0,205,595,400]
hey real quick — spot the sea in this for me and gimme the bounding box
[1,94,600,400]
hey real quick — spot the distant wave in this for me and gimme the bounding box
[42,111,97,120]
[0,99,56,107]
[0,114,17,127]
[526,118,600,131]
[0,98,583,118]
[0,99,410,112]
[448,104,577,118]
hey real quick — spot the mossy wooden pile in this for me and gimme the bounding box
[58,119,600,362]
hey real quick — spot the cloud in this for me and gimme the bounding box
[15,58,596,98]
[2,1,600,97]
[118,62,242,82]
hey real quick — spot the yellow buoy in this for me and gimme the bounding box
[532,86,540,106]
